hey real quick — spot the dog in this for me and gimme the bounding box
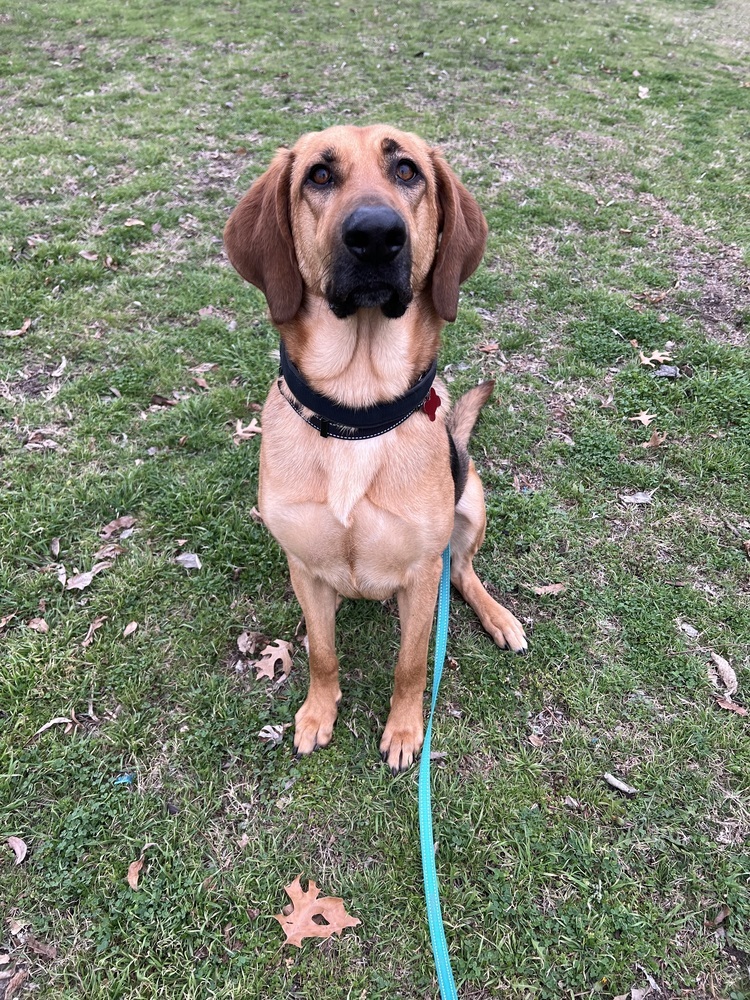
[224,125,527,774]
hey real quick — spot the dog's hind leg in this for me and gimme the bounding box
[288,558,342,755]
[450,464,528,653]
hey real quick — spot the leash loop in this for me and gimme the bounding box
[419,545,458,1000]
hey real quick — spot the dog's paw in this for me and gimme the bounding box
[483,603,528,654]
[380,710,424,775]
[293,696,339,755]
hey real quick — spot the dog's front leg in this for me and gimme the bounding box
[380,555,443,775]
[288,557,342,756]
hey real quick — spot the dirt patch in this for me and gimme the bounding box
[0,365,56,403]
[632,193,750,345]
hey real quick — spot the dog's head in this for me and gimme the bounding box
[224,124,488,326]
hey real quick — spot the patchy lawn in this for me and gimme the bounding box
[1,1,748,998]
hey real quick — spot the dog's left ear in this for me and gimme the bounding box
[224,149,303,325]
[430,153,489,323]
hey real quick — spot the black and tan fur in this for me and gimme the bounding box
[224,125,527,774]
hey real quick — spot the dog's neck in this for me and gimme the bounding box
[281,292,442,408]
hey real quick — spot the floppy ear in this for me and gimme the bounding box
[430,153,489,323]
[224,149,303,325]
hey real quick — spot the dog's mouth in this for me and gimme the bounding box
[326,276,413,320]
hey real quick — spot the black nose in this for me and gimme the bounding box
[342,205,407,264]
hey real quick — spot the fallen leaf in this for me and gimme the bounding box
[50,537,60,557]
[619,490,656,505]
[150,394,178,407]
[127,842,158,890]
[127,857,144,890]
[0,612,17,630]
[638,350,672,368]
[237,630,261,655]
[100,515,136,539]
[192,376,209,390]
[50,357,67,378]
[3,318,33,338]
[94,543,125,562]
[678,621,700,639]
[709,652,738,696]
[29,716,76,741]
[7,918,30,937]
[532,583,566,596]
[175,552,202,570]
[124,218,145,227]
[27,618,49,633]
[79,250,99,261]
[189,363,218,374]
[4,969,28,1000]
[258,724,287,745]
[104,255,118,270]
[716,698,747,717]
[709,904,731,927]
[641,430,667,449]
[7,837,27,865]
[123,621,138,638]
[25,934,57,960]
[0,955,8,965]
[254,640,293,681]
[477,340,499,353]
[528,734,545,748]
[81,615,107,648]
[628,411,657,426]
[638,85,650,99]
[65,561,113,591]
[274,877,361,947]
[603,772,638,797]
[233,418,262,442]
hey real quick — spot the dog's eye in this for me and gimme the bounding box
[395,160,418,183]
[309,164,332,186]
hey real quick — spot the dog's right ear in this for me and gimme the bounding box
[224,150,303,325]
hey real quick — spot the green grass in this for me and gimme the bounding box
[1,0,749,997]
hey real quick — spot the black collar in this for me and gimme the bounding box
[278,341,438,440]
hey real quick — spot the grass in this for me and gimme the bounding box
[1,0,749,997]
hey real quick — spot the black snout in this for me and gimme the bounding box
[342,205,407,265]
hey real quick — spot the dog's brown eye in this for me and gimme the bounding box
[395,160,418,183]
[309,165,332,186]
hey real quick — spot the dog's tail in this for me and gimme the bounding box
[448,381,494,451]
[447,381,494,503]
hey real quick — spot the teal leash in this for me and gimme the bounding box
[418,545,458,1000]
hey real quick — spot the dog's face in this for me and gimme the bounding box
[287,125,440,320]
[224,124,488,326]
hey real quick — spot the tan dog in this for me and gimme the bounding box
[224,125,527,774]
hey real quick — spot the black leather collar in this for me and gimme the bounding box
[278,341,438,440]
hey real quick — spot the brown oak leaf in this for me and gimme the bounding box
[100,515,136,540]
[253,640,293,681]
[274,876,361,947]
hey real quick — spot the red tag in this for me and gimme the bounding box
[422,387,441,421]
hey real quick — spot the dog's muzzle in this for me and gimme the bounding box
[327,203,413,319]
